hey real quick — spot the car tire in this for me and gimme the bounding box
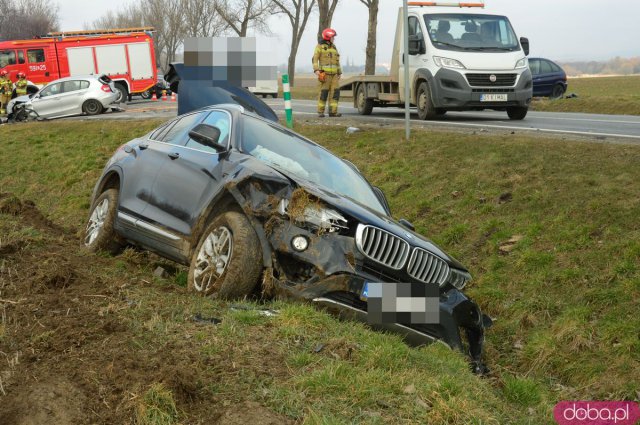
[84,188,124,254]
[188,211,262,299]
[356,83,374,115]
[507,106,528,120]
[417,81,437,120]
[82,99,103,115]
[140,90,152,100]
[550,84,565,100]
[114,84,128,104]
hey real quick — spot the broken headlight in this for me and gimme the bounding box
[279,199,348,233]
[448,269,472,290]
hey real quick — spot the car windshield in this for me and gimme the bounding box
[241,116,386,214]
[425,13,520,51]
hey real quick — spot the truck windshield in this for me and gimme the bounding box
[425,14,520,52]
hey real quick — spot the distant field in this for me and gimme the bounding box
[283,74,640,116]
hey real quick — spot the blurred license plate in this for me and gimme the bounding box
[480,94,508,102]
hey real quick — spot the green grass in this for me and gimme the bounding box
[1,120,639,423]
[531,75,640,115]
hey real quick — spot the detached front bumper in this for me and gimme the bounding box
[266,218,491,372]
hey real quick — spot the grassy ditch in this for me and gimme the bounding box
[1,120,639,424]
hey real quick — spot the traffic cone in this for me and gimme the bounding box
[151,92,157,101]
[161,90,167,101]
[170,92,176,102]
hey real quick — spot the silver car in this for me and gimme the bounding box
[8,74,118,120]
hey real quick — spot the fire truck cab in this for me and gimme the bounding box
[0,27,157,103]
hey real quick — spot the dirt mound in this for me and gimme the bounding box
[0,192,65,235]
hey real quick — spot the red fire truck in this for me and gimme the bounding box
[0,27,157,103]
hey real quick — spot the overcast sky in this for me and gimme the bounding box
[59,0,640,68]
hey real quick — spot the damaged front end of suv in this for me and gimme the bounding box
[86,104,491,372]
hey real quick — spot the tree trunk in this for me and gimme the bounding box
[364,0,378,75]
[316,0,339,42]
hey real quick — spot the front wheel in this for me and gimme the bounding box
[550,84,565,100]
[84,188,124,254]
[188,211,262,299]
[82,99,103,115]
[140,90,152,100]
[356,84,374,115]
[507,106,528,120]
[416,82,437,120]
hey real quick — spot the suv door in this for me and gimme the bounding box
[142,110,231,240]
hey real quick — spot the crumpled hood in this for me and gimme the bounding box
[235,154,467,271]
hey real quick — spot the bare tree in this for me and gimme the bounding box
[359,0,378,75]
[183,0,227,37]
[90,3,145,30]
[316,0,338,42]
[272,0,316,86]
[215,0,276,36]
[0,0,59,40]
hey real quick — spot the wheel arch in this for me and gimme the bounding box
[412,68,434,105]
[190,189,273,269]
[112,79,130,94]
[94,169,122,200]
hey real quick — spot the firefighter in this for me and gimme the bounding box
[312,28,342,117]
[15,72,28,97]
[0,70,13,116]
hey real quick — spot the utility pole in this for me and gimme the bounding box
[403,0,410,141]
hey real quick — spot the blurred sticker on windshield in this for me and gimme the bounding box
[366,282,440,324]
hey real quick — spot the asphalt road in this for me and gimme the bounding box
[58,98,640,142]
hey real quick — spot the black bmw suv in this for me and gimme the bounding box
[85,104,490,371]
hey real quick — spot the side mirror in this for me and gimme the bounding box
[408,35,425,55]
[399,218,415,231]
[188,124,224,151]
[520,37,530,56]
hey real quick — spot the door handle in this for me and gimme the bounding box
[168,152,180,160]
[139,143,149,150]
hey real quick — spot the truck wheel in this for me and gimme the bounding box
[417,82,437,120]
[356,84,374,115]
[507,106,528,120]
[435,108,447,116]
[140,90,152,100]
[84,188,124,255]
[550,84,565,100]
[188,211,262,299]
[82,99,103,115]
[114,84,128,104]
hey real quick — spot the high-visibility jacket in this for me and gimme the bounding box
[312,41,342,75]
[16,79,28,96]
[0,77,12,95]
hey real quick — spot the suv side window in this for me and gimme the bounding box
[540,60,553,74]
[184,110,232,153]
[159,112,207,146]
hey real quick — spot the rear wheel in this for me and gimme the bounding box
[417,81,437,120]
[550,84,565,100]
[84,188,124,254]
[507,106,528,120]
[140,90,152,100]
[356,84,374,115]
[114,84,128,104]
[188,211,262,299]
[82,99,103,115]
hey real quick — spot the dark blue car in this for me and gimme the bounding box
[529,57,568,99]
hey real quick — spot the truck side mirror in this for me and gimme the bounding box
[408,35,425,56]
[520,37,530,56]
